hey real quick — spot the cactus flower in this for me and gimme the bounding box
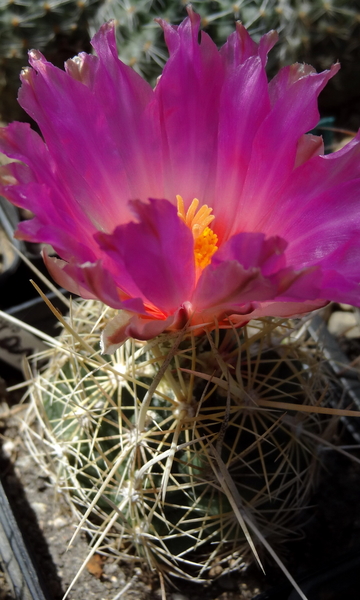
[1,9,360,351]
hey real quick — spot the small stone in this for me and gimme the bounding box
[52,517,67,529]
[0,401,9,416]
[15,455,33,469]
[339,303,354,311]
[1,440,15,458]
[208,564,223,578]
[31,502,48,517]
[328,311,360,338]
[103,562,118,575]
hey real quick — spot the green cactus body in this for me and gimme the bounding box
[0,0,103,121]
[26,299,337,580]
[0,0,101,58]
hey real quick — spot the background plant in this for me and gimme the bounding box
[89,0,360,81]
[1,0,360,124]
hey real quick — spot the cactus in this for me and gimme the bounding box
[88,0,360,83]
[0,0,101,60]
[0,0,101,122]
[24,297,345,582]
[2,0,359,121]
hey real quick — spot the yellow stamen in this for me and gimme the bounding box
[177,195,215,238]
[177,195,218,269]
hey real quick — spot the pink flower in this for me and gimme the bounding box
[1,8,360,351]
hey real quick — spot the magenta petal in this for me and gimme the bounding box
[43,253,122,308]
[101,303,194,352]
[268,63,316,105]
[155,8,224,204]
[18,54,132,233]
[0,122,50,172]
[64,51,98,86]
[90,22,152,104]
[236,299,328,323]
[284,181,360,266]
[44,252,151,314]
[0,123,101,262]
[213,57,271,239]
[266,137,360,274]
[294,134,324,168]
[213,27,275,238]
[192,232,325,321]
[193,261,278,316]
[266,134,360,238]
[97,199,195,314]
[193,233,292,315]
[192,261,320,324]
[220,23,278,67]
[43,254,100,300]
[316,270,360,306]
[2,179,98,264]
[239,63,340,232]
[101,311,181,353]
[17,26,162,233]
[213,232,287,274]
[88,23,164,203]
[288,230,360,306]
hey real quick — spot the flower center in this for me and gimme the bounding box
[177,195,218,270]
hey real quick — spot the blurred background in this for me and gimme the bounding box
[0,0,359,131]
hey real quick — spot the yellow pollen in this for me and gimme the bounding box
[194,227,218,269]
[177,195,218,269]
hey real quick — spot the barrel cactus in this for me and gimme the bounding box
[0,0,101,59]
[24,298,342,583]
[0,0,101,122]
